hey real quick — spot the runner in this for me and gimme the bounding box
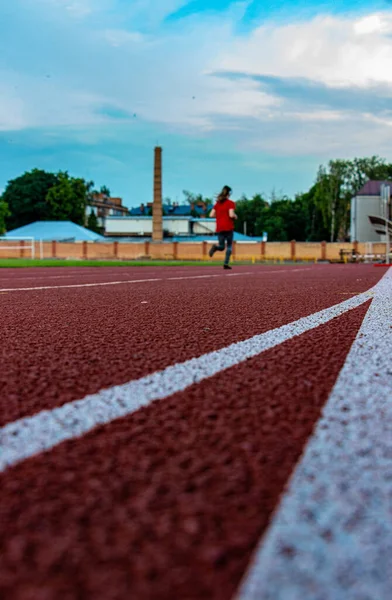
[209,186,237,270]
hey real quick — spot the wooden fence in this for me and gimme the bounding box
[0,239,388,262]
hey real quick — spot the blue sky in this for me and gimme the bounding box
[1,0,392,208]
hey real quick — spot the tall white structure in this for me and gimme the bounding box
[350,180,392,242]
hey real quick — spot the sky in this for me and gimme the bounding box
[1,0,392,208]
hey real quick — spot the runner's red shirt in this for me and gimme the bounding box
[214,199,235,232]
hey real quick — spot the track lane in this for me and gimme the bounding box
[0,265,307,289]
[0,266,382,427]
[237,268,392,600]
[0,304,369,600]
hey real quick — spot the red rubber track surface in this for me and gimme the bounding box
[0,302,369,599]
[0,265,381,427]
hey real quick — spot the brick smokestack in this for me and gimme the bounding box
[152,146,163,242]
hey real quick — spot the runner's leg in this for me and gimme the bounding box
[209,232,226,257]
[224,231,233,266]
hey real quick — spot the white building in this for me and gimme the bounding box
[350,180,392,242]
[105,216,216,238]
[86,194,129,229]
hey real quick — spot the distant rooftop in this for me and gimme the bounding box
[356,180,392,196]
[5,221,104,242]
[130,204,207,217]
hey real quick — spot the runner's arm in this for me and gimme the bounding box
[210,208,216,218]
[229,208,237,220]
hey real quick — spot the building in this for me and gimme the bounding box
[87,193,129,229]
[130,200,210,218]
[103,147,256,242]
[350,180,392,242]
[4,221,105,242]
[104,216,217,238]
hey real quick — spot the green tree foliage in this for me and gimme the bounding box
[235,193,312,241]
[235,155,392,241]
[3,169,102,230]
[100,185,111,198]
[0,199,10,234]
[294,186,330,241]
[87,210,101,234]
[312,156,392,241]
[183,190,213,217]
[3,169,58,229]
[46,171,89,225]
[314,160,352,242]
[235,194,269,237]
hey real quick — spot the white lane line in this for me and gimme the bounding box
[0,285,377,473]
[0,273,149,281]
[0,269,307,291]
[236,268,392,600]
[0,278,162,291]
[0,268,185,281]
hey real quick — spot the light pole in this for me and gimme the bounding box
[387,185,391,265]
[384,184,391,265]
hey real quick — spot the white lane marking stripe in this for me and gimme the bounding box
[0,285,377,473]
[236,267,392,600]
[0,273,159,281]
[0,269,306,291]
[0,278,162,291]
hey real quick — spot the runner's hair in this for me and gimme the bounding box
[217,185,232,203]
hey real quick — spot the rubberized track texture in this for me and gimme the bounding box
[0,264,391,600]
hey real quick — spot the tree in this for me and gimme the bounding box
[100,185,111,198]
[313,161,352,242]
[349,156,392,192]
[235,194,269,236]
[183,190,213,217]
[0,198,10,234]
[45,171,89,225]
[310,156,392,241]
[294,187,330,241]
[87,210,100,234]
[3,169,58,230]
[3,169,95,229]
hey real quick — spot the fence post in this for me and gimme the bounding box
[20,239,25,258]
[291,240,296,262]
[173,241,178,260]
[144,241,150,257]
[83,241,88,260]
[52,240,57,258]
[321,241,327,261]
[202,241,207,261]
[261,241,266,260]
[113,241,118,258]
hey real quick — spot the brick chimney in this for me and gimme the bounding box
[152,146,163,242]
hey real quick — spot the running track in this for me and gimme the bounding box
[0,264,391,599]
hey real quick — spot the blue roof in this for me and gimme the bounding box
[5,221,105,242]
[130,204,207,217]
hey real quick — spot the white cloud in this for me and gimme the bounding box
[213,12,392,87]
[2,3,392,160]
[354,14,389,35]
[0,70,112,131]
